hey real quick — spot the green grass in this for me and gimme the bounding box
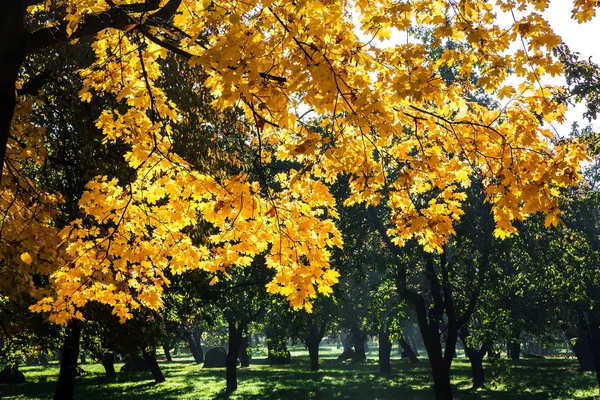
[1,345,598,399]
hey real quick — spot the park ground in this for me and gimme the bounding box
[1,345,598,399]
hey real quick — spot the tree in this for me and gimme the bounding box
[289,296,335,372]
[556,44,600,124]
[216,259,270,393]
[368,177,497,399]
[558,162,600,387]
[2,1,595,384]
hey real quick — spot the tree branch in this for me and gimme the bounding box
[366,206,402,255]
[17,69,51,96]
[25,0,182,54]
[24,0,46,6]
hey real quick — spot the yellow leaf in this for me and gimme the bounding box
[20,252,33,265]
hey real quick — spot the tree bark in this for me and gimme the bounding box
[39,354,49,366]
[509,339,520,361]
[589,337,600,388]
[307,340,320,372]
[162,345,173,362]
[226,320,243,393]
[0,2,27,181]
[101,353,117,378]
[584,308,600,390]
[354,339,366,361]
[416,256,459,400]
[573,335,595,372]
[352,329,367,362]
[305,320,326,372]
[192,329,203,360]
[468,352,485,389]
[378,328,392,374]
[142,349,166,383]
[54,322,82,400]
[432,361,453,400]
[340,331,352,352]
[187,332,203,364]
[405,326,421,357]
[459,328,487,389]
[422,327,454,400]
[398,337,419,363]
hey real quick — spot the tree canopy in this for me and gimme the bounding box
[1,0,597,325]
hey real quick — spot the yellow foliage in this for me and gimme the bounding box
[4,0,595,323]
[20,252,33,265]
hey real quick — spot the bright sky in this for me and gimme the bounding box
[544,3,600,63]
[502,3,600,132]
[544,3,600,131]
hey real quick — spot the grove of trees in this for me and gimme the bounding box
[1,1,600,399]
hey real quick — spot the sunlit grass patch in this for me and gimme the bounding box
[1,347,599,399]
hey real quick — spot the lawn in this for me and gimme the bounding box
[1,345,598,399]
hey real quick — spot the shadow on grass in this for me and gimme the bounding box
[1,355,598,399]
[497,359,599,400]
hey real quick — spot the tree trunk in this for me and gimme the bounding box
[459,328,487,389]
[305,320,326,372]
[468,345,485,387]
[101,353,117,378]
[0,364,25,383]
[197,340,204,362]
[585,310,600,390]
[162,345,173,362]
[354,339,366,361]
[411,290,457,400]
[432,361,453,400]
[142,350,166,383]
[378,328,392,374]
[39,354,49,366]
[434,329,457,400]
[54,322,82,400]
[340,331,352,352]
[352,329,367,362]
[590,338,600,389]
[0,2,27,180]
[226,320,243,393]
[193,330,204,360]
[239,328,250,368]
[307,339,320,372]
[573,335,595,372]
[419,325,453,399]
[187,333,203,364]
[398,337,419,363]
[469,352,485,389]
[405,326,421,357]
[509,340,520,361]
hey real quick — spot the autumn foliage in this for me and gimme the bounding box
[2,0,597,324]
